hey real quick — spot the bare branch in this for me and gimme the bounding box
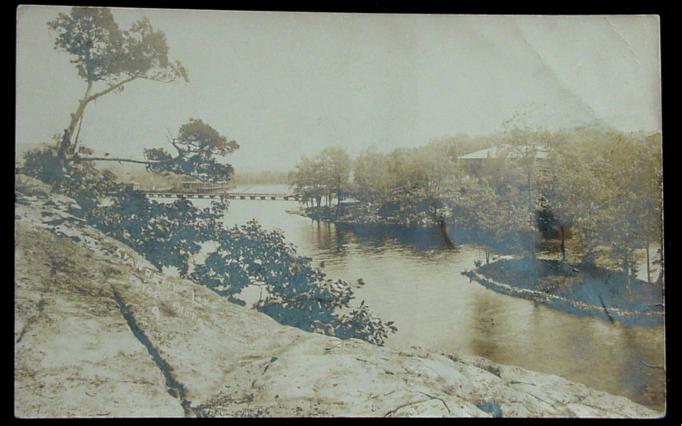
[85,75,139,104]
[68,156,166,165]
[136,74,180,84]
[171,140,187,155]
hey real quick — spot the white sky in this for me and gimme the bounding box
[16,7,661,172]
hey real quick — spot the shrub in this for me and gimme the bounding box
[193,220,397,345]
[22,147,120,212]
[19,148,397,345]
[89,191,226,276]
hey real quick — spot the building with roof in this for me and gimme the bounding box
[458,144,552,176]
[458,144,550,161]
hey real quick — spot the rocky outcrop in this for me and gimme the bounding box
[14,177,661,418]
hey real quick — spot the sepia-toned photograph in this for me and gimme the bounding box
[14,6,664,418]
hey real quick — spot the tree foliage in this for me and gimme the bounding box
[21,6,397,347]
[289,147,351,208]
[190,219,396,345]
[90,191,225,275]
[292,126,664,285]
[49,8,187,84]
[22,146,120,212]
[48,7,188,158]
[20,148,395,345]
[144,118,239,182]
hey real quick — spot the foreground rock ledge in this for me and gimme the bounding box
[14,180,660,418]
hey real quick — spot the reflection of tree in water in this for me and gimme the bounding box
[309,220,350,255]
[308,219,527,261]
[618,326,665,411]
[522,309,665,412]
[468,292,503,361]
[331,222,461,256]
[522,305,635,404]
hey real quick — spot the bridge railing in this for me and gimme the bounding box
[138,191,300,201]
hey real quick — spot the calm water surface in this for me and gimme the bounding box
[203,184,665,411]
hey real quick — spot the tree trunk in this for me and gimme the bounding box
[527,160,536,261]
[657,211,664,286]
[645,243,651,284]
[655,265,664,286]
[335,189,342,219]
[71,112,85,155]
[58,104,86,158]
[623,252,631,287]
[560,225,566,262]
[58,81,93,159]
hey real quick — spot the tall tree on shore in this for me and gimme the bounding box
[290,148,351,210]
[48,6,188,159]
[647,133,664,285]
[502,120,550,261]
[353,149,391,203]
[290,156,326,207]
[597,133,662,283]
[320,147,351,210]
[540,146,584,262]
[411,146,457,219]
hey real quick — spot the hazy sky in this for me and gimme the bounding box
[16,7,661,172]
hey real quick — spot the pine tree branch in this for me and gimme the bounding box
[68,156,164,165]
[85,75,140,103]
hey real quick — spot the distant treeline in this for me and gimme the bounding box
[289,126,663,284]
[99,164,186,191]
[232,170,289,185]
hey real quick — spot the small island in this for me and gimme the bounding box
[463,258,663,326]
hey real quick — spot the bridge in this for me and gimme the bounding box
[142,191,300,201]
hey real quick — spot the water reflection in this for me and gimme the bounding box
[469,291,506,360]
[334,222,456,254]
[219,185,665,412]
[310,221,348,254]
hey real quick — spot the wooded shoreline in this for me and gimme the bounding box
[291,205,664,326]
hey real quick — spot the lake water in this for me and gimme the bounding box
[199,184,665,412]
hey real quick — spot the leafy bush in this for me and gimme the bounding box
[21,147,120,211]
[89,191,226,276]
[334,301,397,345]
[192,220,397,345]
[144,118,239,182]
[19,148,396,345]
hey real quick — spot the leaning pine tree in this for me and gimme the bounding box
[22,6,397,346]
[48,6,188,160]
